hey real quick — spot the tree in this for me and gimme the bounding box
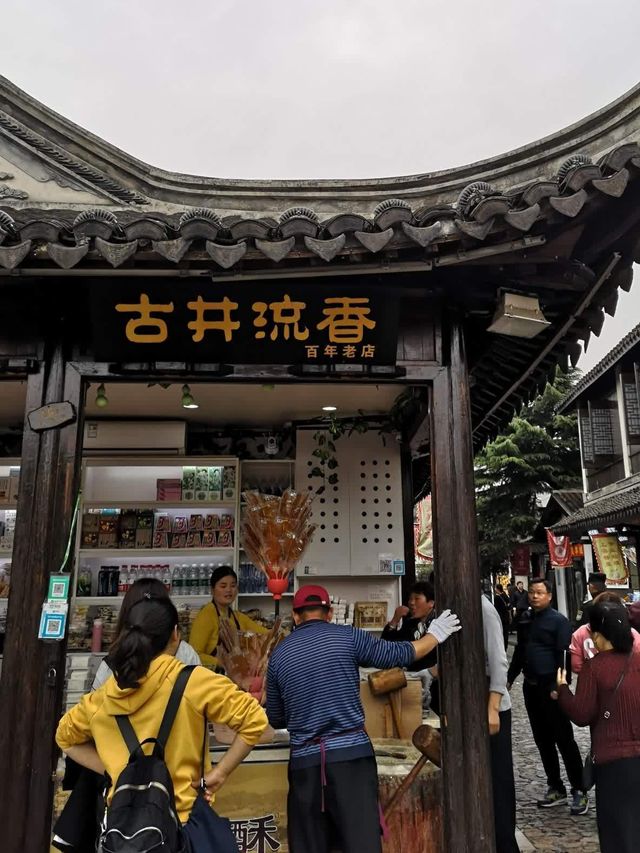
[474,368,581,569]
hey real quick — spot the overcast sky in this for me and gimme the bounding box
[3,0,640,371]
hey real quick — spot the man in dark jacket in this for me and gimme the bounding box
[578,571,607,626]
[382,581,438,670]
[507,577,588,816]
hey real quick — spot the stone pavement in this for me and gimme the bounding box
[511,679,600,852]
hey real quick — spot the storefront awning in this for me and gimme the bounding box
[551,484,640,535]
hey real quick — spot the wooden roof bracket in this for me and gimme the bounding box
[472,252,622,439]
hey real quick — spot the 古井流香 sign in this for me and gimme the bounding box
[91,283,399,365]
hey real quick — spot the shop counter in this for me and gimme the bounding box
[212,738,442,853]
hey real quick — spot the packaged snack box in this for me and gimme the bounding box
[182,467,196,501]
[186,531,202,548]
[170,533,188,548]
[220,513,234,529]
[222,466,236,500]
[217,529,233,548]
[207,467,222,502]
[195,467,209,501]
[189,514,204,531]
[135,528,153,549]
[172,516,188,534]
[153,531,169,549]
[154,513,172,533]
[202,531,217,548]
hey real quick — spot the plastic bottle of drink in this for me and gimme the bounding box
[162,564,172,592]
[198,563,208,596]
[129,565,138,589]
[172,565,183,596]
[91,618,103,653]
[207,563,215,594]
[118,565,129,596]
[189,563,199,595]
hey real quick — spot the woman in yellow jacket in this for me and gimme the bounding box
[190,565,267,668]
[56,595,268,835]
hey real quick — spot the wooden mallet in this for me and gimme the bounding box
[383,724,441,820]
[368,667,408,740]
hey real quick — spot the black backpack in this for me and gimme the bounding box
[101,665,196,853]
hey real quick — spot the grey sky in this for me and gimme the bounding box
[3,0,640,368]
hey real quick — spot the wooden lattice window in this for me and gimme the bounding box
[622,371,640,441]
[588,401,616,458]
[579,411,594,466]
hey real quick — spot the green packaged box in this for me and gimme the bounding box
[182,466,196,501]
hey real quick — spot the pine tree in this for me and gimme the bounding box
[474,368,581,569]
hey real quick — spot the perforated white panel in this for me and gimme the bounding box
[295,429,404,575]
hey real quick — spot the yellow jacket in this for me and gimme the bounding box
[189,602,267,667]
[56,654,267,823]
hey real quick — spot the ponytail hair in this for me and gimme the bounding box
[589,600,633,654]
[107,596,179,689]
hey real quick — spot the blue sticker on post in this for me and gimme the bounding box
[47,574,70,601]
[38,601,68,640]
[392,560,405,576]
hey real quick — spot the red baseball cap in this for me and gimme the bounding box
[293,584,331,611]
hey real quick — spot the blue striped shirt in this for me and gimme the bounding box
[266,619,415,767]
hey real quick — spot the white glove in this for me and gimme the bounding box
[427,609,461,644]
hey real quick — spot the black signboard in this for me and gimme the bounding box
[91,282,398,365]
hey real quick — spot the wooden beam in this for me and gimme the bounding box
[0,347,84,853]
[430,316,496,852]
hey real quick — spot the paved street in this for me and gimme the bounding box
[511,676,600,852]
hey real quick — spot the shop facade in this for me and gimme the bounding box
[2,76,640,851]
[551,322,640,593]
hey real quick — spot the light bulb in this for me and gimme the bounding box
[181,384,199,409]
[95,384,108,408]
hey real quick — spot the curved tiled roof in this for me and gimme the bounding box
[1,76,640,453]
[551,484,640,534]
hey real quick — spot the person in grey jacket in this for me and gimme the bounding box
[482,594,520,853]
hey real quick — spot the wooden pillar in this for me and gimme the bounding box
[430,318,496,852]
[0,345,83,853]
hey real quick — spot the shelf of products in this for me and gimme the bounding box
[83,500,237,510]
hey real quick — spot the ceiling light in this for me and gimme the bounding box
[487,292,551,339]
[94,384,108,409]
[322,405,337,412]
[181,384,199,409]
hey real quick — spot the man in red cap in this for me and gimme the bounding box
[266,584,461,853]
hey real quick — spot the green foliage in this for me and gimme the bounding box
[475,367,581,568]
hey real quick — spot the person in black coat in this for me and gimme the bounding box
[578,572,607,627]
[494,584,511,650]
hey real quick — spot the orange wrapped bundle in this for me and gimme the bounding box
[217,616,284,701]
[241,489,316,598]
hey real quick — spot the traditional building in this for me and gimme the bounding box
[2,74,640,852]
[552,323,640,592]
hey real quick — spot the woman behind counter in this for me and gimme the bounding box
[190,565,267,668]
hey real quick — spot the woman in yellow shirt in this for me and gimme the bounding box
[190,566,267,668]
[56,595,268,833]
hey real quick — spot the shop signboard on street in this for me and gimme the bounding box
[590,533,629,587]
[90,282,399,365]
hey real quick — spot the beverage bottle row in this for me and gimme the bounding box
[83,562,218,597]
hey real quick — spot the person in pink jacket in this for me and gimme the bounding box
[570,591,640,673]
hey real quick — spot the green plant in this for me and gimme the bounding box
[308,388,426,494]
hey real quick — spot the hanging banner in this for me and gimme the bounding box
[590,534,629,587]
[90,282,399,365]
[571,543,584,559]
[546,530,573,568]
[510,544,530,575]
